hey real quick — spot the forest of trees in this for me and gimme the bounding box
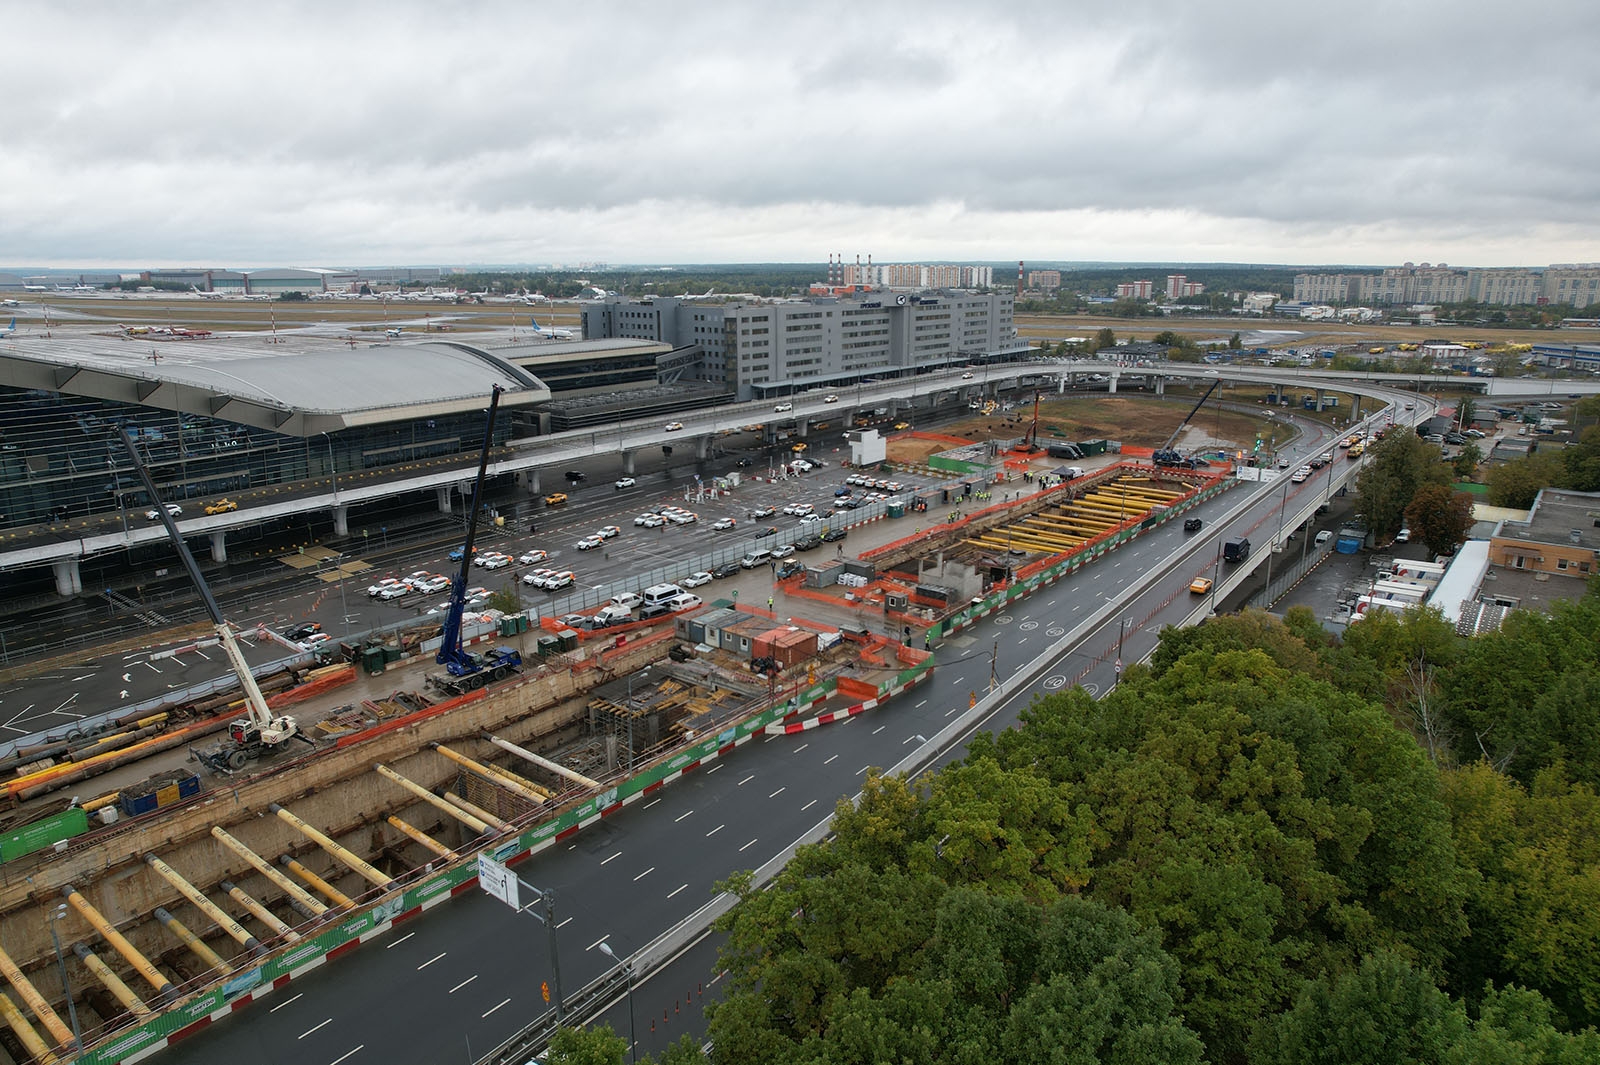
[665,589,1600,1065]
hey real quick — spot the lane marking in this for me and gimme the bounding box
[801,799,817,812]
[793,743,807,754]
[557,916,574,929]
[298,1018,332,1039]
[706,764,722,774]
[385,933,415,950]
[915,699,927,708]
[667,884,687,899]
[600,851,622,865]
[857,765,870,775]
[449,975,478,994]
[823,754,838,765]
[768,787,785,798]
[871,725,886,735]
[270,992,303,1012]
[328,1047,364,1065]
[674,809,693,823]
[633,867,655,882]
[738,838,758,852]
[483,999,511,1018]
[706,824,723,837]
[643,798,661,810]
[586,936,609,952]
[737,774,754,786]
[417,952,446,970]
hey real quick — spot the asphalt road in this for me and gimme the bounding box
[152,415,1345,1065]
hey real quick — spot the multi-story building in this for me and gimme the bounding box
[1028,270,1061,291]
[1296,263,1600,308]
[1115,280,1153,300]
[827,256,994,290]
[1293,273,1366,304]
[583,291,1019,401]
[1544,265,1600,309]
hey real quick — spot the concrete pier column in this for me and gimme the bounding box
[621,450,635,475]
[1315,388,1326,412]
[1107,371,1119,394]
[528,469,541,494]
[696,434,712,460]
[209,531,227,564]
[51,559,81,596]
[332,504,349,537]
[436,486,452,514]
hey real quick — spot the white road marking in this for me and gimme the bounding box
[449,975,478,994]
[68,674,94,682]
[737,774,754,786]
[327,1047,364,1065]
[270,992,304,1012]
[643,798,661,810]
[706,824,723,837]
[633,867,654,882]
[915,699,927,708]
[857,765,870,775]
[707,763,722,773]
[768,787,785,798]
[143,661,162,673]
[674,809,693,823]
[417,952,446,970]
[557,916,574,929]
[793,743,808,753]
[738,838,759,852]
[823,754,838,764]
[482,999,510,1018]
[871,725,886,735]
[600,851,622,866]
[586,936,609,952]
[298,1018,333,1039]
[802,799,817,812]
[667,884,688,899]
[385,933,415,950]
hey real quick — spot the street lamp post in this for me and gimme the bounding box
[596,941,636,1064]
[49,903,80,1057]
[322,432,338,503]
[1115,617,1130,685]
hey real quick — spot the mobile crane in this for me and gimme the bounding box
[426,385,523,696]
[1152,378,1220,468]
[116,428,313,774]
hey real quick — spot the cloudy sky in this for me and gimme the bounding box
[4,1,1596,269]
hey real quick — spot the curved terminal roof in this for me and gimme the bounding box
[0,334,549,436]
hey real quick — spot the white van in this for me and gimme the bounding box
[668,593,703,612]
[610,592,642,611]
[642,583,685,608]
[1314,530,1334,547]
[740,549,773,569]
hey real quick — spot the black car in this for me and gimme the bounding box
[821,527,847,543]
[283,622,322,642]
[776,559,805,579]
[754,525,780,538]
[794,535,824,551]
[838,497,862,510]
[712,561,742,578]
[1443,432,1466,445]
[1183,517,1202,533]
[565,470,587,482]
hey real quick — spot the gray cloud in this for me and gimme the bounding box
[0,0,1595,267]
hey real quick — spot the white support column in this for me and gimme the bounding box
[1107,372,1119,394]
[436,486,452,514]
[696,434,712,460]
[209,531,227,564]
[52,558,82,596]
[621,450,635,475]
[333,504,349,538]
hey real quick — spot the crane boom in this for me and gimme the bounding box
[1153,379,1220,467]
[117,429,300,749]
[438,385,504,675]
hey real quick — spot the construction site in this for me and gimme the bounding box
[0,384,1252,1064]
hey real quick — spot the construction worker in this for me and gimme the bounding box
[767,595,773,611]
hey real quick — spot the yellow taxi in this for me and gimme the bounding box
[544,492,568,506]
[204,498,239,515]
[1189,576,1213,595]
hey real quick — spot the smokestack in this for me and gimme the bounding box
[1017,260,1024,298]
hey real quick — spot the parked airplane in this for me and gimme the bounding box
[1,318,16,337]
[386,327,405,339]
[529,317,574,339]
[191,286,225,300]
[1,298,19,307]
[22,284,47,292]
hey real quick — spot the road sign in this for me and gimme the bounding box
[477,853,519,911]
[541,980,551,1003]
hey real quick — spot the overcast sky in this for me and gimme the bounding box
[4,1,1596,270]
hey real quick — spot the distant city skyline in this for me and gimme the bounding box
[2,3,1595,268]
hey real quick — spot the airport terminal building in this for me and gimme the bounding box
[582,290,1023,400]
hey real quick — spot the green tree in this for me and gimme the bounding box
[1229,331,1243,349]
[1453,984,1600,1064]
[1406,484,1475,557]
[641,1034,708,1064]
[487,582,522,614]
[1093,326,1117,351]
[545,1024,628,1065]
[1250,952,1467,1065]
[1459,397,1478,428]
[1453,442,1484,480]
[1486,451,1563,508]
[1357,431,1452,540]
[1559,424,1600,492]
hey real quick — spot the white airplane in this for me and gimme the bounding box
[1,318,16,337]
[386,327,405,339]
[22,284,47,292]
[191,286,225,300]
[241,291,273,301]
[1,298,19,307]
[529,317,574,339]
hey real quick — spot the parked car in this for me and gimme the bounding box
[821,528,847,543]
[283,622,322,642]
[144,503,182,520]
[712,517,738,531]
[414,575,450,594]
[576,535,604,551]
[712,561,741,579]
[798,513,824,526]
[367,577,404,597]
[634,513,664,528]
[448,545,478,562]
[834,486,852,497]
[517,549,548,565]
[299,632,333,650]
[770,544,796,558]
[522,568,555,587]
[538,573,574,592]
[596,525,622,539]
[614,476,636,489]
[479,553,512,569]
[682,571,714,588]
[610,592,643,611]
[377,583,410,601]
[794,535,824,551]
[748,505,776,518]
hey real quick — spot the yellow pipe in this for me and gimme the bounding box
[209,827,327,918]
[73,942,149,1017]
[0,991,60,1065]
[374,763,493,834]
[0,943,73,1049]
[278,857,356,909]
[153,907,231,978]
[81,791,120,813]
[268,804,392,889]
[219,881,300,944]
[443,790,511,832]
[61,886,174,1001]
[433,743,550,802]
[485,733,601,790]
[144,854,261,952]
[386,816,458,861]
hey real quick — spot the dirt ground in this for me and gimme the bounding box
[887,395,1269,464]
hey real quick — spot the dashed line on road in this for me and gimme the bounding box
[327,1046,364,1065]
[298,1018,332,1040]
[823,754,838,765]
[738,838,758,852]
[802,799,817,812]
[643,798,661,810]
[633,867,654,882]
[707,763,722,773]
[706,824,723,837]
[871,725,886,735]
[385,933,414,951]
[600,851,622,866]
[793,743,807,754]
[482,999,510,1018]
[417,953,446,970]
[674,809,693,823]
[450,975,478,994]
[915,698,927,708]
[737,774,754,786]
[270,993,303,1013]
[667,884,687,899]
[557,916,574,929]
[768,787,785,798]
